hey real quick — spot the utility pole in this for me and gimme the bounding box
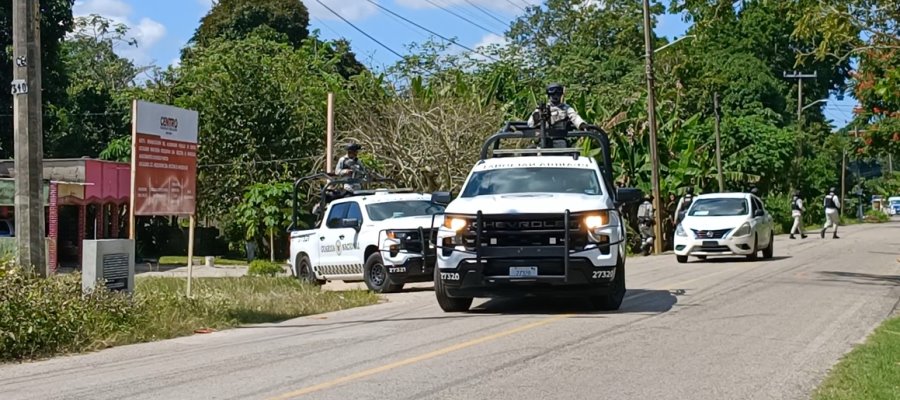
[12,0,47,276]
[713,92,724,192]
[641,0,662,255]
[783,71,817,189]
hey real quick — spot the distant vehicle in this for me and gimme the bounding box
[431,121,642,312]
[888,196,900,216]
[673,192,775,263]
[0,219,14,237]
[288,172,447,293]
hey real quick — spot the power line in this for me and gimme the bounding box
[363,0,499,61]
[440,0,508,32]
[421,0,503,37]
[313,0,406,61]
[503,0,527,12]
[311,16,344,38]
[463,0,510,27]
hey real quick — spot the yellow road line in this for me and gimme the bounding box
[266,314,571,399]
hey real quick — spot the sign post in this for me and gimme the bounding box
[130,100,199,297]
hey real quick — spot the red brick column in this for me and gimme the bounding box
[77,204,86,269]
[48,182,59,274]
[110,203,120,238]
[96,203,106,239]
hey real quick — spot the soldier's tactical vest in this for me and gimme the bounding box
[791,197,801,211]
[824,194,837,209]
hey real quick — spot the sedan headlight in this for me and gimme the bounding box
[675,224,687,237]
[442,217,468,232]
[732,223,752,237]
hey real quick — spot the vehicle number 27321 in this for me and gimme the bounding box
[592,270,614,279]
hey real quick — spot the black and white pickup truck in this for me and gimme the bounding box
[432,122,642,312]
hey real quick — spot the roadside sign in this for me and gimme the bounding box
[130,100,199,216]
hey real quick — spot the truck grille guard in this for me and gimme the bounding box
[427,209,627,283]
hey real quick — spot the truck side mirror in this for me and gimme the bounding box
[341,218,361,230]
[431,191,452,205]
[616,187,643,206]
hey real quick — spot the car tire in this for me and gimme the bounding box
[588,257,626,311]
[364,253,404,293]
[676,255,688,263]
[296,255,325,286]
[434,266,472,312]
[762,231,774,259]
[746,234,759,261]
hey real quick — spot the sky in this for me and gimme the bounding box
[71,0,858,130]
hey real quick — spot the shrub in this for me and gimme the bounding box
[0,260,138,361]
[863,209,890,223]
[247,260,284,277]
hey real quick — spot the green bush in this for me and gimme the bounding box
[0,259,138,361]
[247,260,284,277]
[864,209,890,223]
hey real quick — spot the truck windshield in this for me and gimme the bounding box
[460,167,602,197]
[688,198,749,217]
[366,201,444,221]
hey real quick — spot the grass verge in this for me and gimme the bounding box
[157,256,260,266]
[812,315,900,400]
[1,268,379,362]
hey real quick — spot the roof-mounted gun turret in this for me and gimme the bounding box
[479,121,617,201]
[289,171,402,231]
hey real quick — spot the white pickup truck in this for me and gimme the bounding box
[289,181,447,293]
[432,122,642,312]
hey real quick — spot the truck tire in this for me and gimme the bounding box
[434,267,472,312]
[676,255,688,263]
[364,253,404,293]
[296,255,325,286]
[588,257,626,311]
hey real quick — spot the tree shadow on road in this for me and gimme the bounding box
[468,289,678,316]
[816,271,900,286]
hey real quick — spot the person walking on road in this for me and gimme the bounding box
[821,187,841,239]
[637,194,655,255]
[789,190,808,239]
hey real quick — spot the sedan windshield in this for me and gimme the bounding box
[688,198,749,217]
[366,201,444,221]
[460,167,601,197]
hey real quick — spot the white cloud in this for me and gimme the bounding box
[73,0,167,66]
[395,0,542,14]
[306,0,379,22]
[475,33,508,49]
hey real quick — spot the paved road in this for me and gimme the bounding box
[3,222,899,400]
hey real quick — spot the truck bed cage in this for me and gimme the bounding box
[289,172,399,231]
[480,121,617,202]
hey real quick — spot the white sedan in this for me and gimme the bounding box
[673,192,775,263]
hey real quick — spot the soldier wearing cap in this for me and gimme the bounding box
[527,83,591,131]
[335,143,366,191]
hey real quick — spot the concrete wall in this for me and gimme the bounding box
[0,237,52,265]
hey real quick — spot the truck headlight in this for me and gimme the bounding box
[443,217,468,232]
[732,223,751,237]
[583,211,609,230]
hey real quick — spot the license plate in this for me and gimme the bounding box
[509,266,538,277]
[702,241,719,247]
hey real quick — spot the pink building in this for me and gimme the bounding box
[0,158,131,272]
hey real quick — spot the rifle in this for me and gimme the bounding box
[537,102,552,148]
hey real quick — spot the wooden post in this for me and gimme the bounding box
[713,92,724,192]
[186,215,196,298]
[129,100,137,240]
[326,93,334,172]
